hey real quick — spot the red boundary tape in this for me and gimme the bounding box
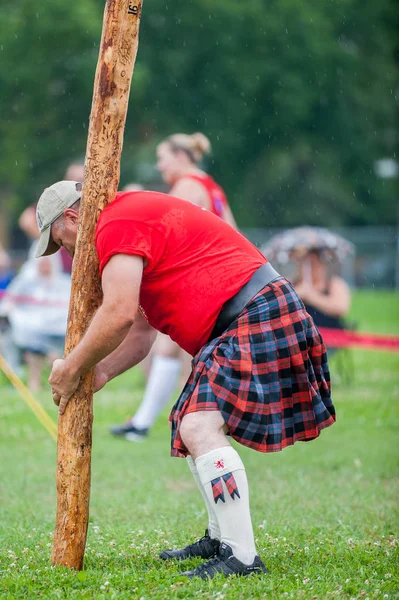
[319,327,399,352]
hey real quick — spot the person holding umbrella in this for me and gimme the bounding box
[263,227,352,334]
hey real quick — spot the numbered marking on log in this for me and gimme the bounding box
[128,3,138,15]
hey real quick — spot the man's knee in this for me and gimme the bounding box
[180,411,225,448]
[180,413,200,447]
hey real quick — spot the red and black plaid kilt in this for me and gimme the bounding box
[170,277,335,457]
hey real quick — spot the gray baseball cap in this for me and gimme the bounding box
[35,181,82,258]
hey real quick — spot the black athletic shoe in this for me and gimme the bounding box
[109,421,148,442]
[179,542,268,579]
[159,529,220,561]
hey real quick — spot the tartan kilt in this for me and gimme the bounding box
[170,277,335,457]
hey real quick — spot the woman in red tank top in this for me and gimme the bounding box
[156,132,237,227]
[110,133,238,442]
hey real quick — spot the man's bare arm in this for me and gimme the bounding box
[94,311,157,391]
[49,253,145,413]
[66,254,144,376]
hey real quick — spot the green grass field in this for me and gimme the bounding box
[0,291,398,599]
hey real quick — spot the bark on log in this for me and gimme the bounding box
[51,0,143,570]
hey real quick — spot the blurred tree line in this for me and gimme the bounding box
[0,0,397,237]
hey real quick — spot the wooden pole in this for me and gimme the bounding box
[51,0,143,570]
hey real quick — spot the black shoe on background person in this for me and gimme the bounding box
[109,420,149,442]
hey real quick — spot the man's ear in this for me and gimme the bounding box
[63,208,79,226]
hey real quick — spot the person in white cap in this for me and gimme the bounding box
[34,181,82,259]
[37,180,335,580]
[20,161,84,273]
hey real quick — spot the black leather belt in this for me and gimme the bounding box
[210,262,280,340]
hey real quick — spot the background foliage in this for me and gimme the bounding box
[0,0,397,230]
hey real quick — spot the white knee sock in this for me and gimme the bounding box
[132,356,181,430]
[186,456,221,541]
[195,446,257,565]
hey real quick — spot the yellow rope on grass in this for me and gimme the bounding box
[0,353,57,441]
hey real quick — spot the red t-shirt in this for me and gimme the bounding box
[95,191,266,355]
[179,173,229,218]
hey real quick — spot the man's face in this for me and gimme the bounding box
[51,209,79,257]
